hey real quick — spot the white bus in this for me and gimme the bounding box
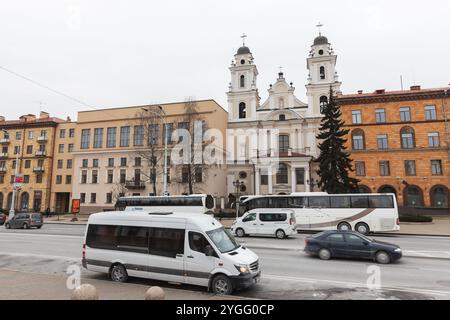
[82,211,260,295]
[238,192,400,235]
[115,194,215,215]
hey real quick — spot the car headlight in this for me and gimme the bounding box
[235,264,250,274]
[394,248,402,253]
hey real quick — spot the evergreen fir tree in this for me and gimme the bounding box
[316,87,359,194]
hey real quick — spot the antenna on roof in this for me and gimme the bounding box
[400,75,404,91]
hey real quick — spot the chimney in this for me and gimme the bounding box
[375,89,386,94]
[0,116,5,122]
[357,90,363,94]
[66,116,71,122]
[410,85,421,91]
[39,111,50,119]
[20,114,36,122]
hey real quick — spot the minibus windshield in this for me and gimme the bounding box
[206,227,240,253]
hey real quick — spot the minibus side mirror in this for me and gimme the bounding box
[205,245,214,257]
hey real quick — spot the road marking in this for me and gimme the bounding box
[0,251,79,261]
[263,274,450,297]
[0,233,82,239]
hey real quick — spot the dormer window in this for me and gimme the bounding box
[320,66,326,80]
[239,102,246,119]
[240,75,245,88]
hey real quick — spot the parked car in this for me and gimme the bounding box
[0,213,6,226]
[4,213,43,229]
[231,209,297,239]
[304,230,402,264]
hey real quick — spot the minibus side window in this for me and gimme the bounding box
[243,213,256,223]
[86,224,119,250]
[188,232,217,257]
[260,214,287,222]
[117,226,149,253]
[148,227,185,258]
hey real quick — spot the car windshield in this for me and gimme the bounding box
[206,227,240,253]
[356,233,374,243]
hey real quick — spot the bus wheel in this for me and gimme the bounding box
[212,275,233,295]
[236,228,245,238]
[110,264,128,283]
[355,223,370,235]
[337,222,351,231]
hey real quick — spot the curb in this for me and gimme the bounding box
[44,221,87,226]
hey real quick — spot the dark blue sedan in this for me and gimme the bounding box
[304,230,402,264]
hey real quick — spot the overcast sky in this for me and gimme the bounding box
[1,0,449,121]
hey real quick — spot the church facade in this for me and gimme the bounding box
[226,33,342,199]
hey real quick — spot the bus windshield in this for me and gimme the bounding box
[206,227,240,253]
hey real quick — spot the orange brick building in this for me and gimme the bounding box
[337,86,450,210]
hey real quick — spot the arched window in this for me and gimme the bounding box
[240,75,245,88]
[378,185,397,196]
[0,192,3,210]
[352,129,365,150]
[358,185,371,194]
[401,127,415,149]
[239,102,246,119]
[320,96,328,114]
[404,185,423,207]
[279,114,286,121]
[430,185,449,208]
[278,135,289,153]
[20,192,29,210]
[320,66,326,80]
[276,163,288,184]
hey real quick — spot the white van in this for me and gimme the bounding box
[231,209,297,239]
[82,211,260,295]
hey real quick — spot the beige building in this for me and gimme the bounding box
[72,100,228,214]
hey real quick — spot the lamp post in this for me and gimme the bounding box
[233,179,244,218]
[2,129,19,219]
[142,106,169,196]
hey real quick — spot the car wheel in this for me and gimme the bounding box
[376,251,391,264]
[5,223,10,229]
[318,248,332,260]
[337,222,352,231]
[235,228,245,238]
[37,226,42,229]
[212,275,233,295]
[355,223,370,235]
[110,264,128,282]
[275,229,286,239]
[23,223,29,229]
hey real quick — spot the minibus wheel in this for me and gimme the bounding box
[235,228,245,238]
[110,264,128,282]
[275,229,286,239]
[212,275,233,295]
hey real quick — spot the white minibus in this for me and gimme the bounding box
[82,211,260,295]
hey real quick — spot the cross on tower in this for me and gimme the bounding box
[240,33,247,46]
[316,22,323,36]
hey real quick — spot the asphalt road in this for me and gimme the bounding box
[1,224,450,300]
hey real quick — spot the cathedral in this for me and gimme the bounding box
[226,31,342,199]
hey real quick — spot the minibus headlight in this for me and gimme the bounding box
[235,264,250,274]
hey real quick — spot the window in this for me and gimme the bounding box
[90,193,97,204]
[59,129,65,138]
[195,166,202,183]
[351,196,369,208]
[16,131,22,140]
[243,213,256,222]
[108,158,114,167]
[38,159,44,168]
[330,196,351,208]
[189,232,210,254]
[431,160,443,176]
[93,159,99,168]
[405,160,416,176]
[26,145,33,154]
[36,174,42,184]
[68,144,74,153]
[28,131,34,140]
[23,175,29,183]
[24,160,31,168]
[120,157,127,167]
[239,102,246,119]
[425,105,437,121]
[149,124,159,145]
[120,169,126,184]
[405,186,423,207]
[58,144,64,153]
[326,234,345,242]
[106,127,116,148]
[344,234,365,245]
[375,109,386,123]
[148,227,185,258]
[14,146,20,155]
[117,226,149,253]
[279,114,286,121]
[296,168,305,185]
[178,122,189,142]
[134,125,144,146]
[80,193,86,204]
[134,168,141,182]
[276,163,288,184]
[319,96,328,114]
[107,170,114,184]
[428,132,440,148]
[162,123,173,144]
[106,193,113,204]
[67,159,72,169]
[57,160,63,169]
[260,174,268,186]
[56,175,62,184]
[400,127,415,149]
[93,128,103,148]
[120,126,130,147]
[82,159,88,168]
[240,75,245,88]
[260,214,287,222]
[369,195,394,208]
[80,129,90,149]
[92,170,98,184]
[0,175,4,184]
[377,134,388,150]
[308,197,330,208]
[66,175,72,184]
[379,161,390,176]
[400,107,411,122]
[40,130,48,139]
[352,129,365,150]
[278,135,289,153]
[134,157,141,167]
[81,170,87,184]
[355,162,366,176]
[319,66,325,80]
[352,110,362,124]
[69,128,75,138]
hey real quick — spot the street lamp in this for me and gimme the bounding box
[142,106,169,196]
[2,129,19,219]
[233,179,245,218]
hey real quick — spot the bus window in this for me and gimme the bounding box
[308,196,330,208]
[351,196,369,208]
[269,197,289,208]
[369,195,394,208]
[251,198,269,210]
[289,197,307,208]
[330,196,351,208]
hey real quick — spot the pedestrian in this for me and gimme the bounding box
[45,208,50,218]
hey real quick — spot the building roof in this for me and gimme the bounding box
[313,35,329,46]
[237,46,251,55]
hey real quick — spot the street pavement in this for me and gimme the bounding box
[1,224,450,300]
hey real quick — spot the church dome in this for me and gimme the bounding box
[237,46,251,55]
[313,35,329,46]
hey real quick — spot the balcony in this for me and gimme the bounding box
[252,148,312,159]
[33,167,45,173]
[125,180,146,190]
[0,167,6,173]
[37,136,48,143]
[0,138,10,144]
[0,153,8,158]
[35,151,47,157]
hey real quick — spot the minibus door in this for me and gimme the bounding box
[184,231,216,287]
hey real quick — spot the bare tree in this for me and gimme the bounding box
[111,182,128,205]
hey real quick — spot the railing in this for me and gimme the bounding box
[252,148,313,158]
[37,136,48,142]
[33,167,45,173]
[0,167,6,173]
[125,180,146,190]
[0,153,8,158]
[35,151,47,157]
[0,138,10,144]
